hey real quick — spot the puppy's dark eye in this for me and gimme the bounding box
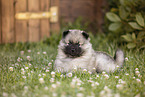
[75,43,80,46]
[69,41,73,44]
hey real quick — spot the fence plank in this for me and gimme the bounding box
[50,0,60,33]
[0,0,2,43]
[15,0,28,42]
[1,0,15,43]
[28,0,40,42]
[40,0,50,40]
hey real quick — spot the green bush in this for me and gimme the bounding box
[106,0,145,49]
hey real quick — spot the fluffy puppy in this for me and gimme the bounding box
[54,30,124,73]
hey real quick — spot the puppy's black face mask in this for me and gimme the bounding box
[62,30,89,58]
[64,41,83,58]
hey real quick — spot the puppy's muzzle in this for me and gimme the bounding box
[64,44,83,58]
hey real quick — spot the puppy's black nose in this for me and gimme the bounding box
[71,48,75,52]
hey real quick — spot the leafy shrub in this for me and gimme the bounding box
[106,0,145,49]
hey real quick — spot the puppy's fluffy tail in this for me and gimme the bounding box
[114,49,124,67]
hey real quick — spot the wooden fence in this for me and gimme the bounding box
[0,0,60,44]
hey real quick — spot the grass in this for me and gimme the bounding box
[0,34,145,97]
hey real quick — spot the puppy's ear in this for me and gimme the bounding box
[63,30,70,38]
[82,31,89,39]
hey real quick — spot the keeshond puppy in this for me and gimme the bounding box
[54,30,124,73]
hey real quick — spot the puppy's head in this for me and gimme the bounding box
[60,30,90,58]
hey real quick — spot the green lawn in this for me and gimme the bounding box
[0,34,145,97]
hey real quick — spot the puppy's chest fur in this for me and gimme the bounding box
[55,51,96,73]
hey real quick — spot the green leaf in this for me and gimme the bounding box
[132,33,136,40]
[137,31,145,39]
[108,22,122,31]
[119,6,129,20]
[136,13,145,27]
[128,22,142,30]
[127,43,136,49]
[121,34,132,42]
[106,12,121,22]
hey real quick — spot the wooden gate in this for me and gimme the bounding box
[0,0,60,44]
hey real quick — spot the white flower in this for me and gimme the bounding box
[43,52,47,54]
[48,62,52,66]
[39,78,45,84]
[114,93,120,97]
[125,73,129,76]
[9,67,13,71]
[17,57,22,62]
[67,72,73,77]
[42,73,46,76]
[50,78,55,83]
[60,74,64,78]
[38,74,41,76]
[115,76,119,79]
[88,71,92,74]
[25,67,28,70]
[21,68,24,71]
[28,50,31,52]
[76,93,84,97]
[91,83,95,87]
[116,84,123,90]
[24,86,28,90]
[93,67,96,70]
[136,79,141,83]
[116,65,119,68]
[135,71,140,75]
[95,82,100,86]
[44,86,48,90]
[73,67,77,71]
[28,63,31,66]
[26,56,30,60]
[3,92,8,97]
[118,79,126,85]
[100,90,105,96]
[21,68,25,74]
[135,68,139,71]
[125,57,128,61]
[138,74,142,78]
[51,84,57,88]
[79,87,84,91]
[46,69,49,72]
[104,74,109,79]
[51,71,55,77]
[104,86,111,93]
[37,52,40,54]
[96,75,99,78]
[133,77,135,79]
[20,51,24,55]
[135,93,140,97]
[71,77,83,87]
[83,69,87,72]
[102,71,106,75]
[22,76,26,79]
[52,93,57,97]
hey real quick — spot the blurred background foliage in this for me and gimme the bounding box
[44,0,145,50]
[106,0,145,49]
